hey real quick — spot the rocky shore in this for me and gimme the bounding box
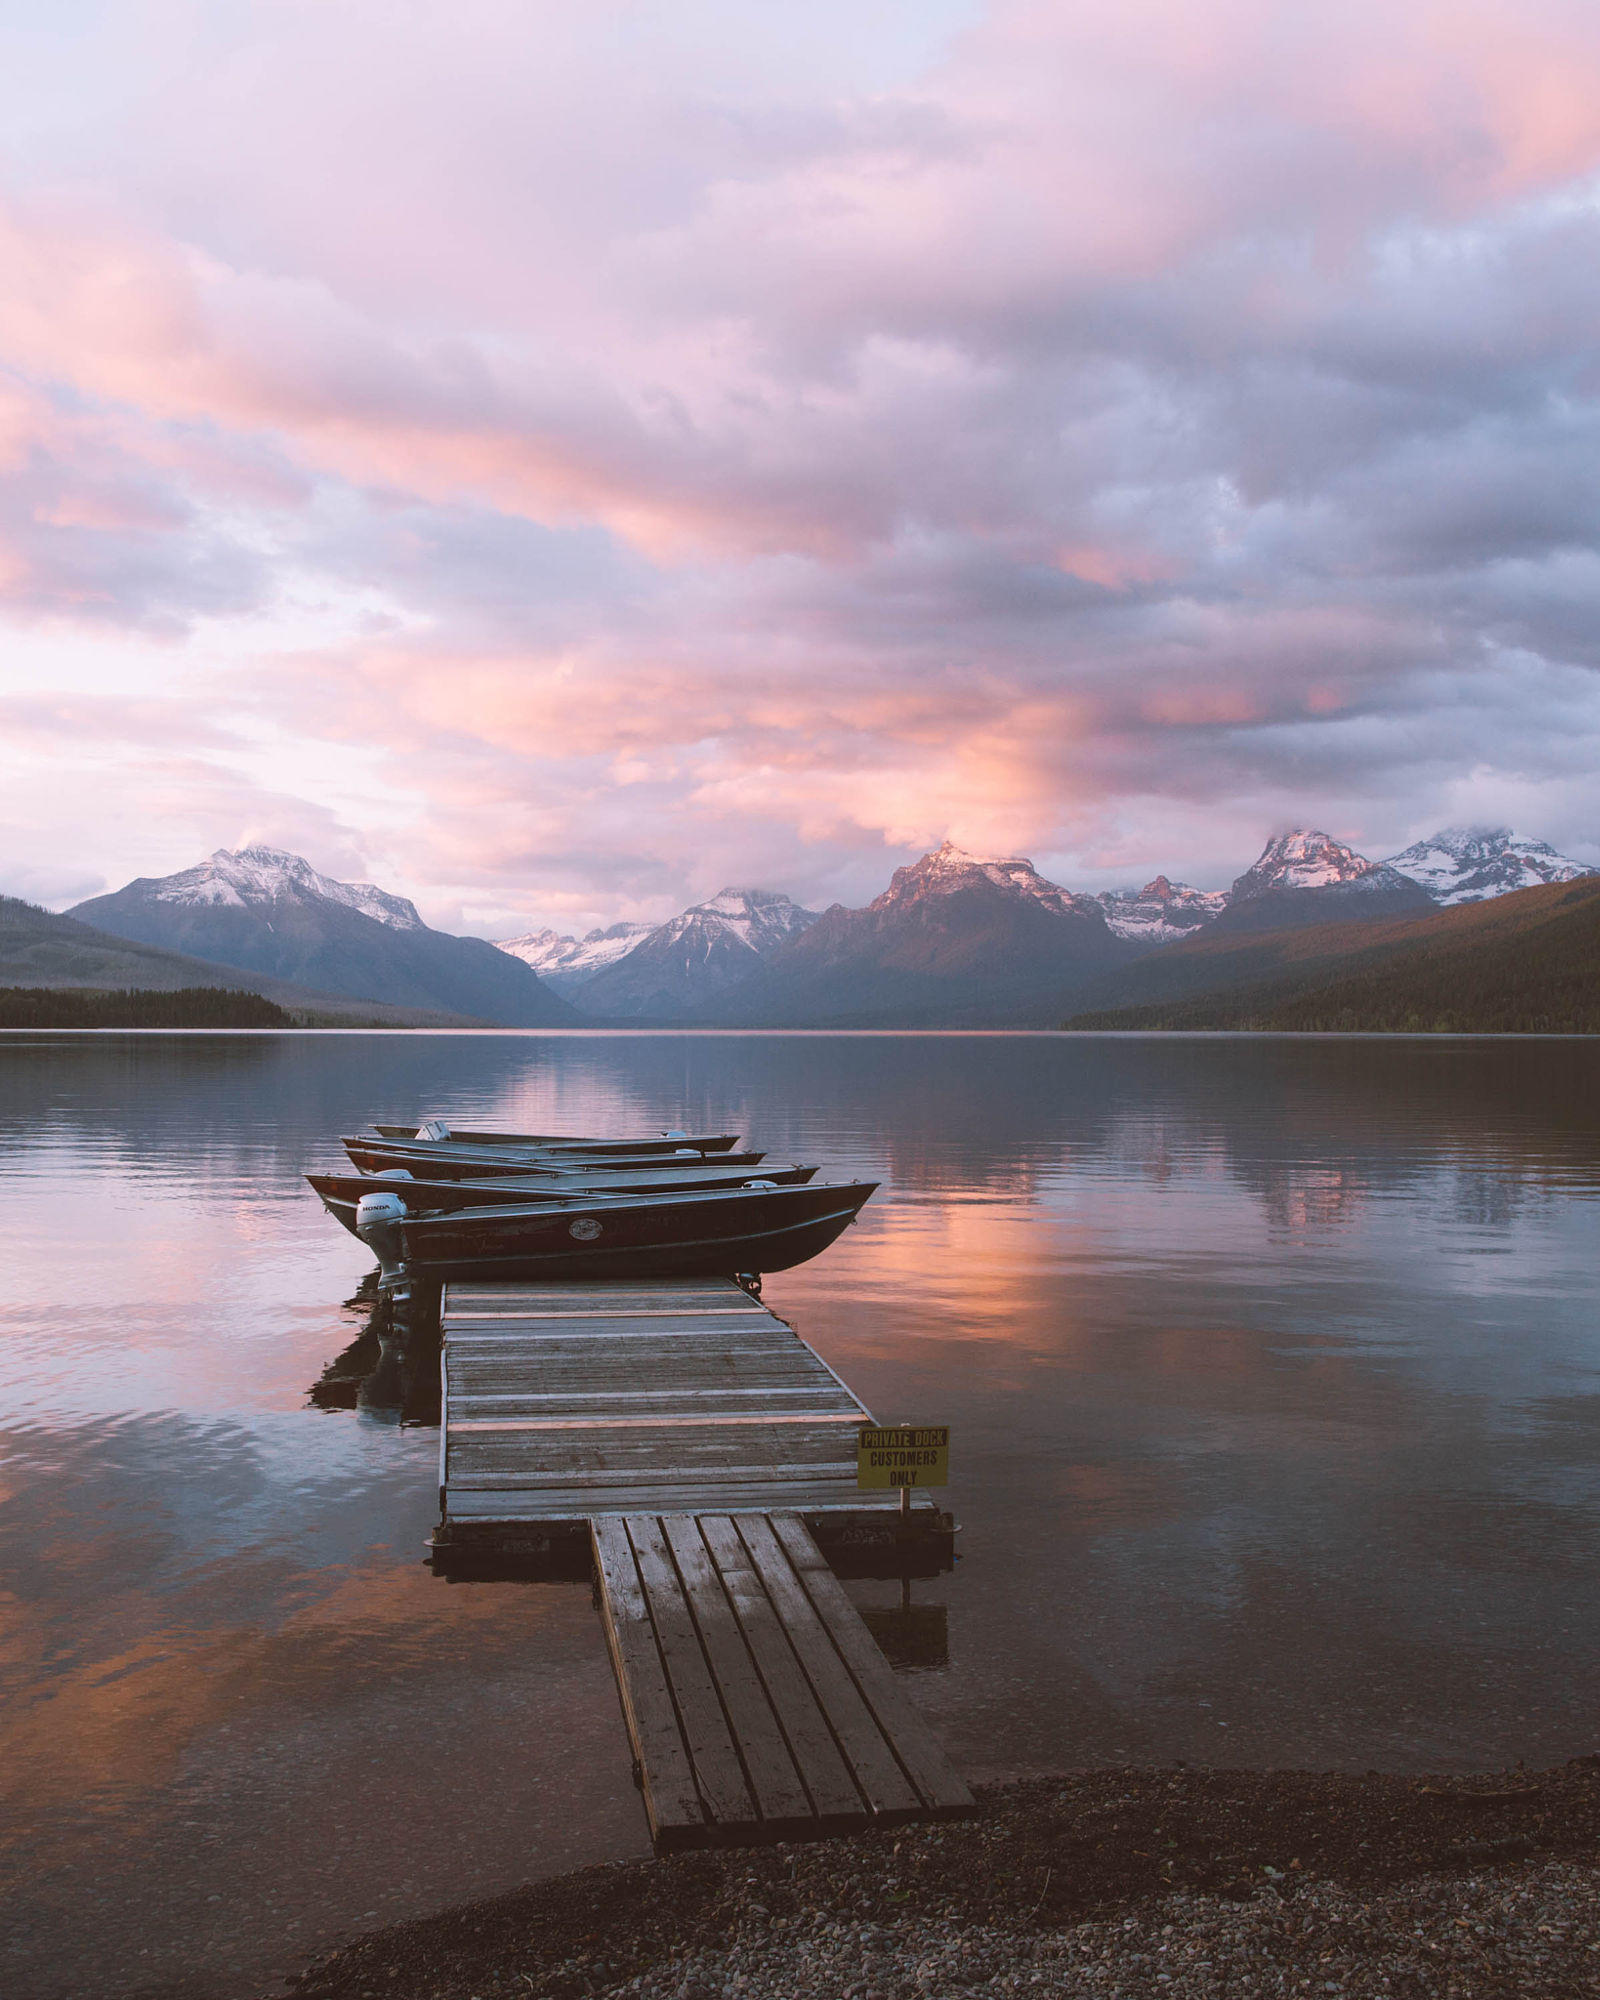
[284,1761,1600,2000]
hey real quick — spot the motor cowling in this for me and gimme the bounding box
[355,1190,409,1284]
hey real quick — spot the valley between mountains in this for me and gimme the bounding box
[5,825,1593,1031]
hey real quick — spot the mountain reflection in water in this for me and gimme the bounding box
[0,1031,1596,2000]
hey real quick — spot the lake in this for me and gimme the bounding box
[2,1031,1597,1999]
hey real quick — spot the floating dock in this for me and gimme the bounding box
[436,1277,939,1532]
[429,1275,969,1847]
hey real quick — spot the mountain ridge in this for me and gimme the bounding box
[700,843,1133,1026]
[573,887,819,1020]
[0,896,479,1024]
[71,850,576,1027]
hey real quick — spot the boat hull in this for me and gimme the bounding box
[388,1182,877,1281]
[344,1142,765,1178]
[371,1125,736,1149]
[356,1130,740,1156]
[309,1163,817,1234]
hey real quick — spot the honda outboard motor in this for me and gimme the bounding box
[355,1190,409,1286]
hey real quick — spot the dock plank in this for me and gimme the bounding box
[696,1514,866,1829]
[769,1511,974,1816]
[625,1515,754,1828]
[590,1517,706,1847]
[658,1514,814,1832]
[735,1512,921,1820]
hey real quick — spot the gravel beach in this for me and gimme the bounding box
[284,1760,1600,1999]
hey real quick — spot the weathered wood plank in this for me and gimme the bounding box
[448,1426,861,1473]
[734,1513,921,1820]
[697,1514,867,1829]
[447,1461,859,1489]
[589,1516,705,1847]
[625,1515,754,1828]
[447,1481,927,1520]
[769,1512,973,1816]
[658,1515,814,1833]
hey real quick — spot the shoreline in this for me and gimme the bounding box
[282,1760,1600,1998]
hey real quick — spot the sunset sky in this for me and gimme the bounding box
[4,0,1600,936]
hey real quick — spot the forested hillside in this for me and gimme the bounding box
[1066,878,1600,1033]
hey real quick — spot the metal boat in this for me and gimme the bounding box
[344,1139,767,1178]
[358,1124,740,1155]
[371,1121,727,1148]
[353,1179,878,1283]
[308,1161,818,1233]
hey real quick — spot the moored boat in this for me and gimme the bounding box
[357,1125,740,1155]
[371,1121,724,1147]
[343,1140,768,1178]
[353,1179,878,1283]
[308,1161,818,1234]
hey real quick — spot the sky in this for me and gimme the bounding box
[3,0,1600,937]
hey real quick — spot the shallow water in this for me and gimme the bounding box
[1,1031,1597,1999]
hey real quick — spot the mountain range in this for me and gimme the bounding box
[69,846,576,1026]
[496,824,1595,1025]
[5,823,1590,1030]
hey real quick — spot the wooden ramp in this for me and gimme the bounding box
[438,1277,934,1525]
[593,1509,972,1849]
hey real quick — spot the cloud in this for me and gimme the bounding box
[1,0,1599,919]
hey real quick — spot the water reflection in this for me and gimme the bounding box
[1,1031,1597,2000]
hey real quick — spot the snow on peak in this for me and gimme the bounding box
[152,846,423,928]
[655,888,818,957]
[1097,876,1229,942]
[1384,827,1596,905]
[1230,828,1389,898]
[885,844,1106,922]
[496,921,653,984]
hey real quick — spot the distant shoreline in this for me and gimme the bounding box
[3,1022,1599,1038]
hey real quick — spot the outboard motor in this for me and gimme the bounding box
[355,1190,409,1286]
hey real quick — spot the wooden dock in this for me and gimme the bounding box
[437,1277,936,1528]
[429,1276,969,1848]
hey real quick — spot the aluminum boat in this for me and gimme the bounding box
[353,1179,878,1283]
[308,1161,818,1233]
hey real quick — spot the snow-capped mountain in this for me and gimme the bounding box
[1384,828,1596,905]
[902,842,1109,922]
[704,842,1132,1026]
[1098,875,1230,944]
[496,921,654,994]
[574,889,819,1019]
[71,850,575,1026]
[1215,829,1432,931]
[1232,829,1397,895]
[147,845,425,929]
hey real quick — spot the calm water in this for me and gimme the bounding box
[2,1032,1598,1998]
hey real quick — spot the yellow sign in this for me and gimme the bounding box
[857,1424,949,1490]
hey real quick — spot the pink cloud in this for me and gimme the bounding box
[2,1,1600,915]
